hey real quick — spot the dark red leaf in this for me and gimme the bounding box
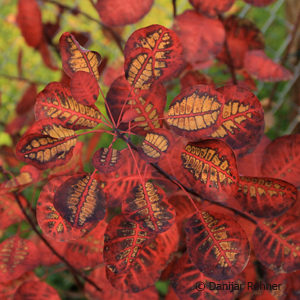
[244,0,276,6]
[0,237,39,283]
[211,85,265,157]
[37,39,59,71]
[59,32,102,80]
[16,84,37,115]
[253,214,300,273]
[103,214,154,274]
[95,0,154,27]
[217,16,265,69]
[70,71,100,106]
[16,119,77,170]
[189,0,234,18]
[35,82,102,130]
[16,0,43,48]
[106,223,179,292]
[36,176,88,242]
[261,134,300,187]
[181,139,239,203]
[173,10,225,67]
[180,70,215,91]
[236,176,297,218]
[106,76,166,134]
[54,173,106,229]
[14,280,60,300]
[124,25,184,89]
[244,50,293,82]
[122,180,175,233]
[167,85,225,140]
[185,210,250,280]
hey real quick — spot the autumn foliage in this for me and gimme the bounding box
[1,0,299,299]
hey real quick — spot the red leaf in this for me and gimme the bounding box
[181,139,239,203]
[16,119,77,170]
[244,50,293,82]
[189,0,234,18]
[70,71,100,106]
[217,16,265,69]
[59,32,102,80]
[14,280,60,300]
[261,134,300,187]
[38,39,59,71]
[35,82,102,130]
[167,85,225,140]
[0,237,39,283]
[103,215,154,274]
[124,25,184,89]
[107,76,166,134]
[244,0,276,6]
[36,176,89,241]
[211,85,265,157]
[53,173,106,229]
[16,0,43,48]
[95,0,154,27]
[106,223,179,292]
[122,180,175,233]
[173,10,225,67]
[16,84,37,115]
[85,266,159,300]
[185,211,250,280]
[253,214,300,273]
[236,176,297,218]
[180,70,215,91]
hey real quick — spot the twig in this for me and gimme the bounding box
[14,192,103,292]
[172,0,177,18]
[42,0,124,53]
[0,74,46,86]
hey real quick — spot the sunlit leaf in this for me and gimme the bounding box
[185,211,250,280]
[35,82,102,130]
[124,25,184,89]
[59,32,102,80]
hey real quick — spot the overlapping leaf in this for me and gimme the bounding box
[185,211,250,280]
[173,10,225,67]
[16,119,77,169]
[0,237,39,283]
[253,214,300,273]
[167,85,225,140]
[14,280,60,300]
[54,173,106,229]
[107,76,166,133]
[236,176,297,218]
[70,71,100,106]
[106,223,179,292]
[92,147,123,174]
[244,50,293,82]
[217,16,264,69]
[59,32,102,80]
[122,180,175,233]
[261,134,300,187]
[211,85,264,157]
[189,0,234,17]
[103,215,154,274]
[35,82,102,130]
[180,70,215,91]
[36,176,88,241]
[95,0,154,27]
[16,83,37,115]
[124,24,184,89]
[181,139,239,203]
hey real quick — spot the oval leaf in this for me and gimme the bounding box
[253,215,300,273]
[181,139,239,203]
[167,85,224,140]
[189,0,234,18]
[122,181,175,233]
[236,176,297,218]
[59,32,102,80]
[54,173,106,229]
[124,24,184,89]
[35,82,102,130]
[185,211,250,280]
